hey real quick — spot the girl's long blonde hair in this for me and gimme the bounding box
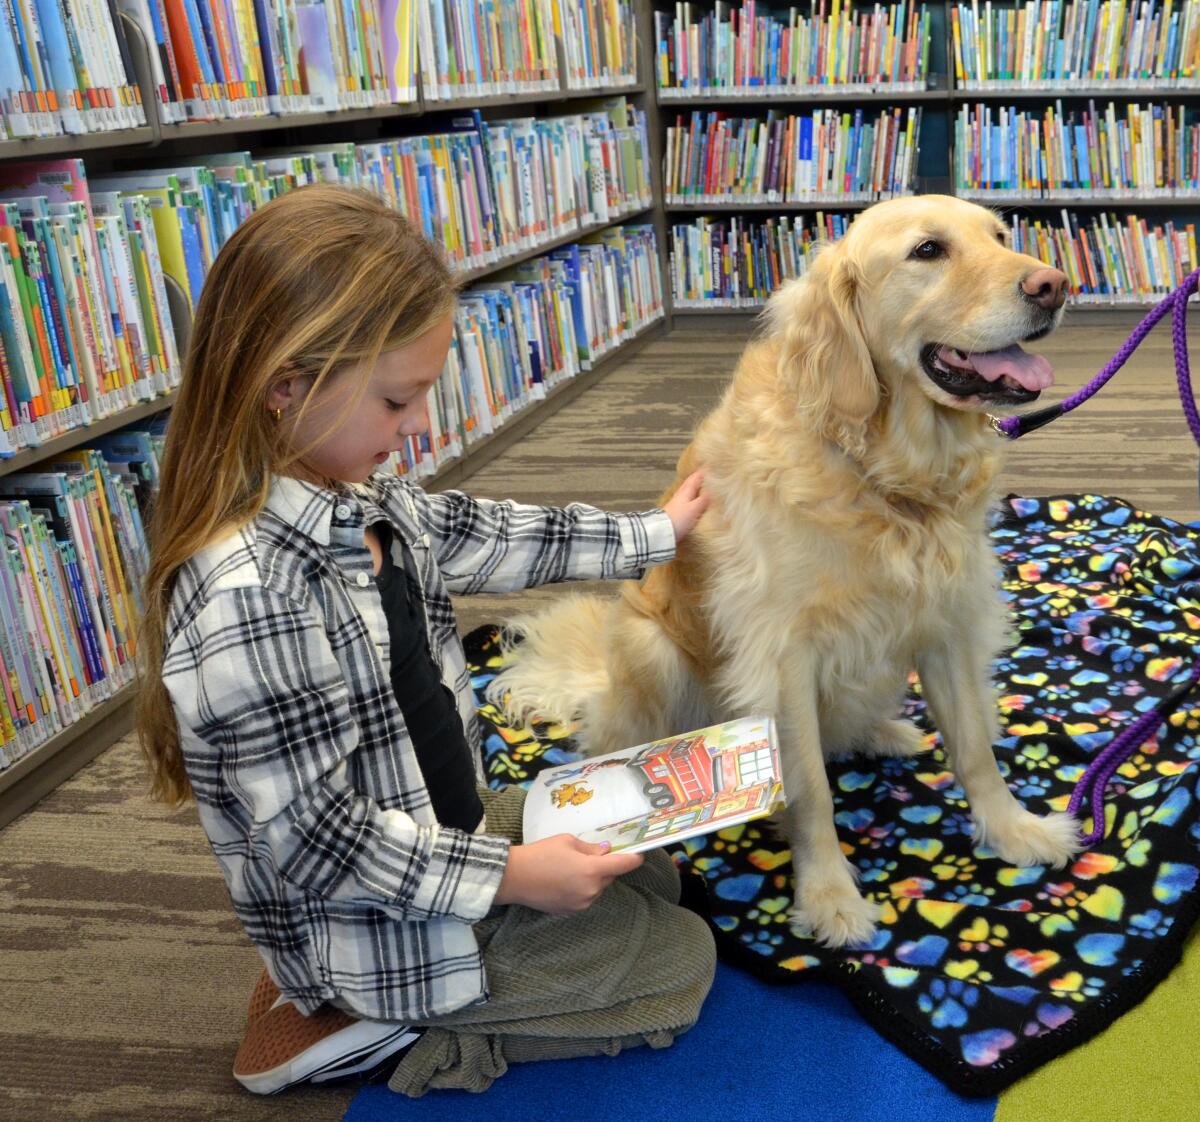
[138,184,458,806]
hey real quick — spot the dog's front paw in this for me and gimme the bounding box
[861,719,928,759]
[978,809,1081,869]
[789,879,881,948]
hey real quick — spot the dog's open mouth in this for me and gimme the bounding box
[920,343,1054,406]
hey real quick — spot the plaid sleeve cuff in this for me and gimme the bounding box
[381,813,512,922]
[614,509,677,577]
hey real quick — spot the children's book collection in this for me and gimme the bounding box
[949,0,1200,89]
[654,0,932,94]
[0,93,652,455]
[954,100,1200,197]
[0,0,641,137]
[0,418,160,768]
[665,105,923,202]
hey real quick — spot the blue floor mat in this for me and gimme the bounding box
[344,963,997,1122]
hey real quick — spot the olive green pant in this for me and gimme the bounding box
[386,784,717,1097]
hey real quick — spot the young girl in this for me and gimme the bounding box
[138,184,716,1097]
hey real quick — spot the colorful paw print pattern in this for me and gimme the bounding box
[465,493,1200,1098]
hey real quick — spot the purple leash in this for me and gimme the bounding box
[994,268,1200,845]
[1065,663,1200,844]
[993,268,1200,443]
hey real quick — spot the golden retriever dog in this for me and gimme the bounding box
[490,195,1081,948]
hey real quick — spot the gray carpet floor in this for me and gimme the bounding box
[1,316,1195,1122]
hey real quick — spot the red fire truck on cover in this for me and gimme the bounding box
[629,732,756,810]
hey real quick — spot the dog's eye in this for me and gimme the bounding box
[995,231,1007,245]
[910,240,943,260]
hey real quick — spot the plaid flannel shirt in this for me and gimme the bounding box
[163,473,676,1022]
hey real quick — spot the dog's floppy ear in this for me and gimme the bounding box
[769,241,879,440]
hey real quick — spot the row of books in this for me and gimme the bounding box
[391,223,664,478]
[2,0,404,135]
[350,101,652,281]
[418,0,557,101]
[1010,209,1198,301]
[664,106,922,202]
[669,208,1197,307]
[954,100,1200,195]
[670,212,850,307]
[654,0,932,96]
[0,0,145,138]
[0,95,650,454]
[0,0,644,136]
[561,0,638,91]
[0,422,161,767]
[0,159,183,455]
[951,0,1200,89]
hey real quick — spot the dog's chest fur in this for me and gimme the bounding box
[710,480,995,658]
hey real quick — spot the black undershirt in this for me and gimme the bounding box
[373,523,483,833]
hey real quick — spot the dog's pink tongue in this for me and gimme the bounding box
[964,344,1055,391]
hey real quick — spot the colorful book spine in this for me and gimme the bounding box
[377,0,415,102]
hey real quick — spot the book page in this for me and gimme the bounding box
[521,716,783,854]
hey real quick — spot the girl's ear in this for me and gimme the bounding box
[265,370,310,416]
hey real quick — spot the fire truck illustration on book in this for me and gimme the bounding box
[631,733,714,808]
[628,731,773,811]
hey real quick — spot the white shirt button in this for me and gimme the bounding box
[334,503,351,520]
[355,572,370,587]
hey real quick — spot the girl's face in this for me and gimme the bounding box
[275,314,454,486]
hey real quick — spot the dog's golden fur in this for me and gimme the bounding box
[491,195,1079,947]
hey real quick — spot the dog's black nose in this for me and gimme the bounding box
[1021,267,1068,310]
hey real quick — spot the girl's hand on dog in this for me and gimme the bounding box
[495,835,644,914]
[663,470,710,543]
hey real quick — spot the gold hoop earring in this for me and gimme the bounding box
[272,408,282,423]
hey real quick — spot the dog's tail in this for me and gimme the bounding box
[486,594,613,729]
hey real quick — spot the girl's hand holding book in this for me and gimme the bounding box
[494,835,644,914]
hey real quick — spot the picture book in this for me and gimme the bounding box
[522,715,784,855]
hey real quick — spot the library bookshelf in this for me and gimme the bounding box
[653,0,1200,320]
[0,4,666,828]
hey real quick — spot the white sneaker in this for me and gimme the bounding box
[233,993,422,1095]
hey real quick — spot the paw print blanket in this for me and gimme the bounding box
[466,493,1200,1096]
